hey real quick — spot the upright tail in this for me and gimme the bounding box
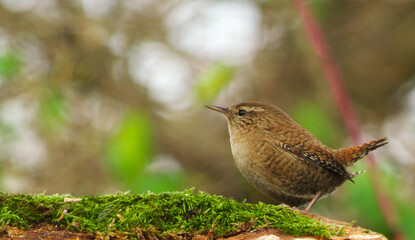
[335,137,388,166]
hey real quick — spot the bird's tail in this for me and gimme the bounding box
[335,137,388,166]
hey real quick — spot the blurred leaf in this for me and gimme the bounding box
[0,119,16,143]
[0,52,21,79]
[310,0,331,22]
[315,161,392,238]
[347,160,415,239]
[376,161,415,239]
[106,110,154,189]
[344,162,392,237]
[316,158,413,239]
[38,91,68,133]
[106,110,184,193]
[134,172,185,193]
[398,203,415,239]
[194,62,235,103]
[291,101,341,147]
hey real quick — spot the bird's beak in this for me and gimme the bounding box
[205,105,227,114]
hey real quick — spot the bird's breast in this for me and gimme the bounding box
[229,132,270,186]
[229,134,250,169]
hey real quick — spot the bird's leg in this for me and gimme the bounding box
[305,190,322,212]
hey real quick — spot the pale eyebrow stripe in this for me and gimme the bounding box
[240,107,266,112]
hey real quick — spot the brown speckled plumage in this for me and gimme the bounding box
[206,102,387,208]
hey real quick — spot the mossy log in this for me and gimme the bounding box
[0,189,385,239]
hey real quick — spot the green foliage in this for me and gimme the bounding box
[338,162,392,237]
[0,190,335,238]
[106,110,183,193]
[315,160,415,239]
[38,91,68,133]
[131,172,184,194]
[397,202,415,240]
[106,111,154,188]
[0,120,16,143]
[194,62,235,103]
[339,161,415,239]
[376,161,415,239]
[310,0,331,22]
[291,101,341,147]
[0,193,66,228]
[0,52,21,79]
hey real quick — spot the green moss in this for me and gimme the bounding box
[0,189,335,238]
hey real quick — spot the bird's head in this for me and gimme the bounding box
[205,102,291,132]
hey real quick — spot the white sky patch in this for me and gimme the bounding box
[1,0,37,12]
[32,0,59,20]
[165,0,262,64]
[108,32,127,56]
[76,92,121,133]
[2,173,32,193]
[128,41,192,109]
[383,84,415,165]
[8,129,47,169]
[0,98,35,127]
[81,0,116,20]
[122,0,158,12]
[20,37,51,81]
[0,98,47,169]
[148,154,182,174]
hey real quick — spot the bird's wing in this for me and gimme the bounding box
[266,126,353,182]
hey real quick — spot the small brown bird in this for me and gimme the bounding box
[206,102,387,211]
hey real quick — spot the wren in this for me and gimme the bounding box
[206,102,387,211]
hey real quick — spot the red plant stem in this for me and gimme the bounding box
[291,0,404,239]
[292,0,362,144]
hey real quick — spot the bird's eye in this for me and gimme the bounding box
[238,110,246,116]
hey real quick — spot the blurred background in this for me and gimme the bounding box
[0,0,415,238]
